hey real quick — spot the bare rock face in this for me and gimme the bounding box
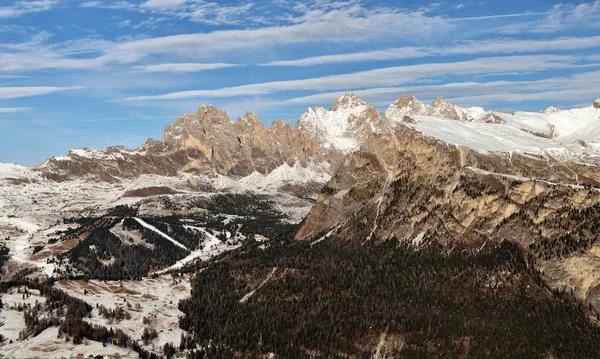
[296,123,600,243]
[38,105,324,181]
[594,99,600,109]
[431,96,464,121]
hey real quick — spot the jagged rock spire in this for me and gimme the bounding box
[329,93,368,111]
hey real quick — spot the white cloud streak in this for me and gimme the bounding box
[79,1,136,10]
[0,2,451,73]
[282,70,600,108]
[0,86,83,100]
[141,0,187,10]
[263,36,600,67]
[0,0,57,18]
[134,63,240,73]
[0,107,30,113]
[117,55,593,101]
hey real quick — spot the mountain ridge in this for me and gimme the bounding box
[30,94,600,183]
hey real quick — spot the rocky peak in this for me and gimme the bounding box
[541,106,561,114]
[196,105,232,127]
[106,145,129,153]
[431,96,463,121]
[297,95,380,153]
[140,138,165,153]
[594,99,600,109]
[395,94,428,112]
[237,112,266,133]
[162,113,201,145]
[269,119,292,133]
[479,112,506,124]
[384,94,430,121]
[431,96,451,108]
[329,93,368,111]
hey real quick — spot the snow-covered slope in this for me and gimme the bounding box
[0,163,39,180]
[386,97,600,163]
[0,161,327,279]
[297,93,382,152]
[239,161,330,191]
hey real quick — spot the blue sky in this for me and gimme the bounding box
[1,0,600,166]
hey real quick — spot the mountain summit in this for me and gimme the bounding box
[297,93,382,153]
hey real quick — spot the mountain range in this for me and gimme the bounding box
[3,94,600,358]
[13,93,600,185]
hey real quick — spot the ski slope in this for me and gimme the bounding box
[133,217,189,251]
[153,226,241,274]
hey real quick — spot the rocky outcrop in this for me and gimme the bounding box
[36,94,382,183]
[385,95,487,122]
[160,106,322,176]
[38,105,326,182]
[594,99,600,109]
[384,95,431,120]
[541,106,561,114]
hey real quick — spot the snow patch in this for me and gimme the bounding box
[239,161,330,191]
[412,231,427,247]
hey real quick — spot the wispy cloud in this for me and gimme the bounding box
[0,2,451,73]
[116,19,132,28]
[263,36,600,67]
[0,86,83,100]
[0,106,30,113]
[0,0,57,19]
[447,11,552,22]
[135,63,240,73]
[79,1,136,10]
[87,0,262,26]
[117,54,593,101]
[536,1,600,33]
[282,70,600,107]
[5,1,596,75]
[140,0,187,10]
